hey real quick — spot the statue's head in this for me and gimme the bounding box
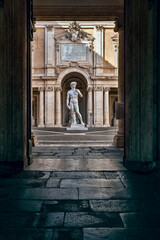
[70,82,77,88]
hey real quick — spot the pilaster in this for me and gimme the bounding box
[104,87,110,126]
[94,86,103,127]
[55,87,62,127]
[45,86,55,127]
[113,17,124,148]
[87,87,93,126]
[45,25,55,76]
[38,87,45,127]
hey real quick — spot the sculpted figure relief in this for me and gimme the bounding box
[66,82,84,125]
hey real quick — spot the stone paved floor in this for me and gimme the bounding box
[0,128,160,239]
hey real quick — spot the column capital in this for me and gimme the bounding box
[38,87,44,92]
[45,86,54,92]
[104,87,111,92]
[46,25,54,32]
[96,25,103,31]
[55,87,62,92]
[94,86,103,91]
[87,87,93,92]
[114,18,124,32]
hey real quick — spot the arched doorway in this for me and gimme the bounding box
[61,72,88,126]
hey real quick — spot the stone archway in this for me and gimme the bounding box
[60,71,88,126]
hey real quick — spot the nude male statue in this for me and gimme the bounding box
[66,82,84,125]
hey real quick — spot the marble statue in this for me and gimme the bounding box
[66,82,84,125]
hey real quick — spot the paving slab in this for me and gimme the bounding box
[60,179,124,188]
[11,188,78,200]
[38,212,64,227]
[83,228,160,240]
[43,200,90,212]
[0,212,39,228]
[120,212,160,227]
[89,199,143,212]
[52,228,83,240]
[0,199,43,212]
[64,212,124,228]
[50,171,105,179]
[0,229,53,240]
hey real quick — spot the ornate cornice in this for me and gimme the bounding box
[114,18,124,32]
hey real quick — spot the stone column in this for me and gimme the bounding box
[45,86,55,127]
[94,25,103,76]
[55,87,62,126]
[38,87,45,127]
[45,25,55,76]
[113,18,124,148]
[87,87,93,126]
[94,86,103,127]
[104,87,110,126]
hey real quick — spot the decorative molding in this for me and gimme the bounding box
[46,25,54,31]
[38,87,44,92]
[111,33,119,52]
[87,87,93,92]
[55,87,62,92]
[114,18,124,32]
[65,21,94,42]
[45,87,53,92]
[96,25,103,31]
[94,86,103,91]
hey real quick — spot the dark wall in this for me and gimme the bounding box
[124,0,159,171]
[0,0,28,168]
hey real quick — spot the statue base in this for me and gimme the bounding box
[67,123,88,131]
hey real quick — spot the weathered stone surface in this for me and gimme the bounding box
[53,228,83,240]
[60,179,124,188]
[38,212,64,227]
[0,200,43,212]
[83,228,160,240]
[46,179,60,188]
[120,213,160,227]
[43,200,90,212]
[0,213,39,228]
[89,200,142,212]
[0,229,53,240]
[64,212,123,227]
[50,171,105,179]
[11,188,78,200]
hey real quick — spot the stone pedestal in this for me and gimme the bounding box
[113,18,124,148]
[67,123,88,131]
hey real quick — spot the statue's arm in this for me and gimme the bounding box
[77,89,83,98]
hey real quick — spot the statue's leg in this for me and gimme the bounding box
[71,103,76,124]
[75,104,84,124]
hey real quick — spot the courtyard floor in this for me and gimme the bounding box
[0,127,160,239]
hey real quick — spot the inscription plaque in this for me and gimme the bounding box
[61,44,87,61]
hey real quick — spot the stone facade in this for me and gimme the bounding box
[32,21,118,127]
